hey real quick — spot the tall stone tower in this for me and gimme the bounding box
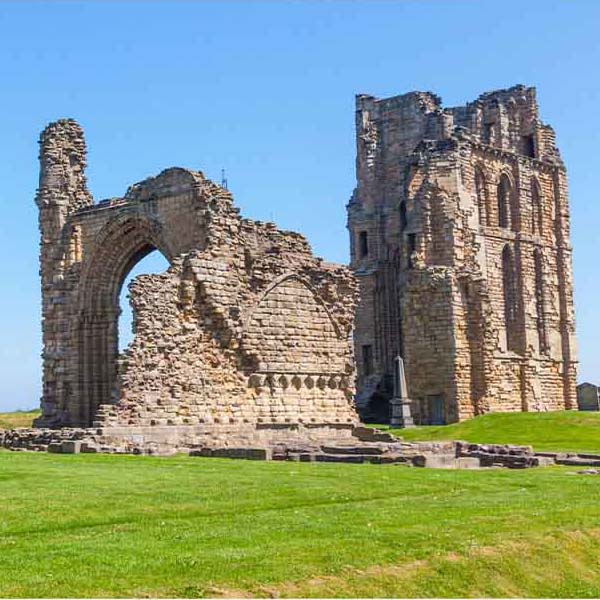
[35,120,92,426]
[347,85,577,424]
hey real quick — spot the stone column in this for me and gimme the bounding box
[389,355,414,428]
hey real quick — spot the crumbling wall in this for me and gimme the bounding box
[36,120,359,433]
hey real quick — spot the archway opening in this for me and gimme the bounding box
[118,250,170,352]
[76,219,172,427]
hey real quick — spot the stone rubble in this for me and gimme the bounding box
[4,426,600,471]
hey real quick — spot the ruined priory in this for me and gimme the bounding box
[34,84,577,442]
[348,85,577,424]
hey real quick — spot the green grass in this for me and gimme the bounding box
[0,409,39,429]
[0,451,599,597]
[381,410,600,454]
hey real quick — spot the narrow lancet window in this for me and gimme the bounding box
[497,174,513,230]
[359,231,369,258]
[502,244,519,353]
[531,179,543,236]
[534,248,547,353]
[475,168,487,225]
[399,201,407,232]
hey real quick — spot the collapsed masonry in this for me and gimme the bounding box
[5,425,600,472]
[34,119,359,449]
[348,85,578,424]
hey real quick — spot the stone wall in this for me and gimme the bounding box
[35,120,359,433]
[348,85,577,423]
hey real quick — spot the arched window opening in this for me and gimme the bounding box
[531,179,543,236]
[497,174,514,230]
[502,245,520,353]
[483,122,494,145]
[358,231,369,258]
[474,168,487,226]
[534,249,547,354]
[118,250,170,351]
[399,201,407,232]
[522,135,536,158]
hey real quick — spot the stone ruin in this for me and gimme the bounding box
[32,119,360,451]
[348,85,578,424]
[0,86,586,467]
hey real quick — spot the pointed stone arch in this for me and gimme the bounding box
[424,190,452,266]
[74,215,172,425]
[242,273,347,375]
[531,177,543,236]
[474,165,490,226]
[497,172,513,229]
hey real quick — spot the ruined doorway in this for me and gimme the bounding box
[74,217,172,427]
[428,395,445,425]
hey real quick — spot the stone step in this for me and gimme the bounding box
[189,447,272,460]
[352,426,401,443]
[412,454,481,469]
[315,453,366,464]
[576,453,600,461]
[308,452,410,465]
[320,445,385,456]
[556,457,600,467]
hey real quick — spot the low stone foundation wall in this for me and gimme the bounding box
[0,423,357,456]
[3,426,600,470]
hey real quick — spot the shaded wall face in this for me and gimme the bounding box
[401,271,458,425]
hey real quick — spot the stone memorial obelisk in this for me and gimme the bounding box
[389,355,414,428]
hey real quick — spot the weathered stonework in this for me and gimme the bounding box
[577,382,599,411]
[348,85,577,424]
[35,119,359,443]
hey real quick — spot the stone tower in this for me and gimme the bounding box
[347,85,577,424]
[35,120,93,426]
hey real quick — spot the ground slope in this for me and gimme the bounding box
[383,411,600,453]
[0,409,39,429]
[0,451,598,598]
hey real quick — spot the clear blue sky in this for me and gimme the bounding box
[0,0,598,411]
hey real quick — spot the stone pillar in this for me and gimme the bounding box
[34,119,92,427]
[389,355,414,428]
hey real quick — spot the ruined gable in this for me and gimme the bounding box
[35,120,359,442]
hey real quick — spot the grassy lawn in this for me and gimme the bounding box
[0,409,39,429]
[382,410,600,454]
[0,450,599,597]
